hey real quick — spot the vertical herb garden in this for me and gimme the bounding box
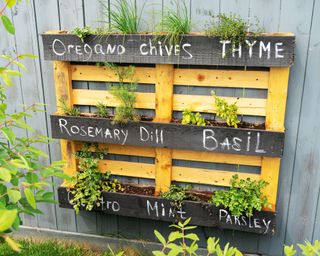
[42,3,295,235]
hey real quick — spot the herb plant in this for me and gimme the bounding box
[212,91,240,128]
[182,109,206,126]
[71,26,93,41]
[108,64,140,124]
[70,143,123,214]
[59,99,81,116]
[153,218,243,256]
[96,102,109,118]
[209,175,270,217]
[0,1,65,251]
[102,0,143,34]
[159,0,191,45]
[160,185,199,212]
[205,14,259,46]
[284,240,320,256]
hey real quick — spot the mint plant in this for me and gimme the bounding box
[182,109,206,126]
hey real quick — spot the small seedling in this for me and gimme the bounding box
[158,0,191,45]
[59,99,80,116]
[182,109,206,126]
[209,174,271,217]
[205,13,261,46]
[102,0,143,33]
[96,102,109,118]
[212,91,240,128]
[71,26,93,42]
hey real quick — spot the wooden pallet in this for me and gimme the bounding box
[53,61,290,212]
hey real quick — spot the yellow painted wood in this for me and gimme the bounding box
[72,89,155,109]
[154,64,174,195]
[53,61,77,177]
[172,166,260,187]
[71,65,156,84]
[260,67,290,212]
[174,94,267,116]
[174,69,269,89]
[98,160,155,179]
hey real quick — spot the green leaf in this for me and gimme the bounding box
[168,231,182,242]
[24,188,36,209]
[1,15,15,35]
[8,189,21,203]
[4,236,21,252]
[28,147,48,158]
[1,127,15,144]
[5,0,17,8]
[19,54,37,59]
[26,172,39,184]
[152,252,166,256]
[154,230,166,246]
[207,237,219,254]
[184,233,199,241]
[0,168,11,182]
[0,209,17,232]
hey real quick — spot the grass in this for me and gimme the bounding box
[102,0,143,34]
[0,239,135,256]
[159,0,191,45]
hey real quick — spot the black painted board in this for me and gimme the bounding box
[42,33,295,67]
[58,187,276,235]
[51,114,285,157]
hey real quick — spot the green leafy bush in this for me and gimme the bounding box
[209,175,270,217]
[70,143,123,214]
[96,102,109,118]
[71,26,93,41]
[212,91,240,128]
[153,218,243,256]
[182,109,206,126]
[158,0,191,45]
[284,240,320,256]
[59,98,81,116]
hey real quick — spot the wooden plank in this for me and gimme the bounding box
[71,65,156,84]
[74,142,262,167]
[58,187,276,235]
[51,114,285,157]
[41,33,295,67]
[265,68,290,131]
[72,89,155,109]
[172,166,260,186]
[173,94,267,116]
[174,69,269,89]
[53,62,77,178]
[98,160,155,179]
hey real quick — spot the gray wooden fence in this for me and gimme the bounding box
[1,0,319,255]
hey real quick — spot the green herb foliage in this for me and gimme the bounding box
[59,99,81,116]
[96,102,109,118]
[108,64,140,124]
[284,240,320,256]
[71,26,93,41]
[70,143,123,214]
[205,13,259,46]
[102,0,143,34]
[159,0,191,45]
[160,185,199,212]
[209,175,270,217]
[212,91,240,128]
[182,109,206,126]
[153,218,243,256]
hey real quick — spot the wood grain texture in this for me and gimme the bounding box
[42,33,295,67]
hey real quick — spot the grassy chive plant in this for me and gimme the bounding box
[159,0,191,45]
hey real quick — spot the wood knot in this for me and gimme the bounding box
[197,74,205,81]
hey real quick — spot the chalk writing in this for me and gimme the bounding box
[146,200,187,220]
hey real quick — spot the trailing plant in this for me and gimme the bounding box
[158,0,191,45]
[209,174,271,217]
[0,1,66,251]
[160,185,199,213]
[102,0,143,34]
[284,240,320,256]
[153,218,243,256]
[96,102,109,118]
[59,98,81,116]
[107,64,140,124]
[211,91,240,128]
[182,109,206,126]
[205,13,260,46]
[70,143,123,214]
[71,26,93,41]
